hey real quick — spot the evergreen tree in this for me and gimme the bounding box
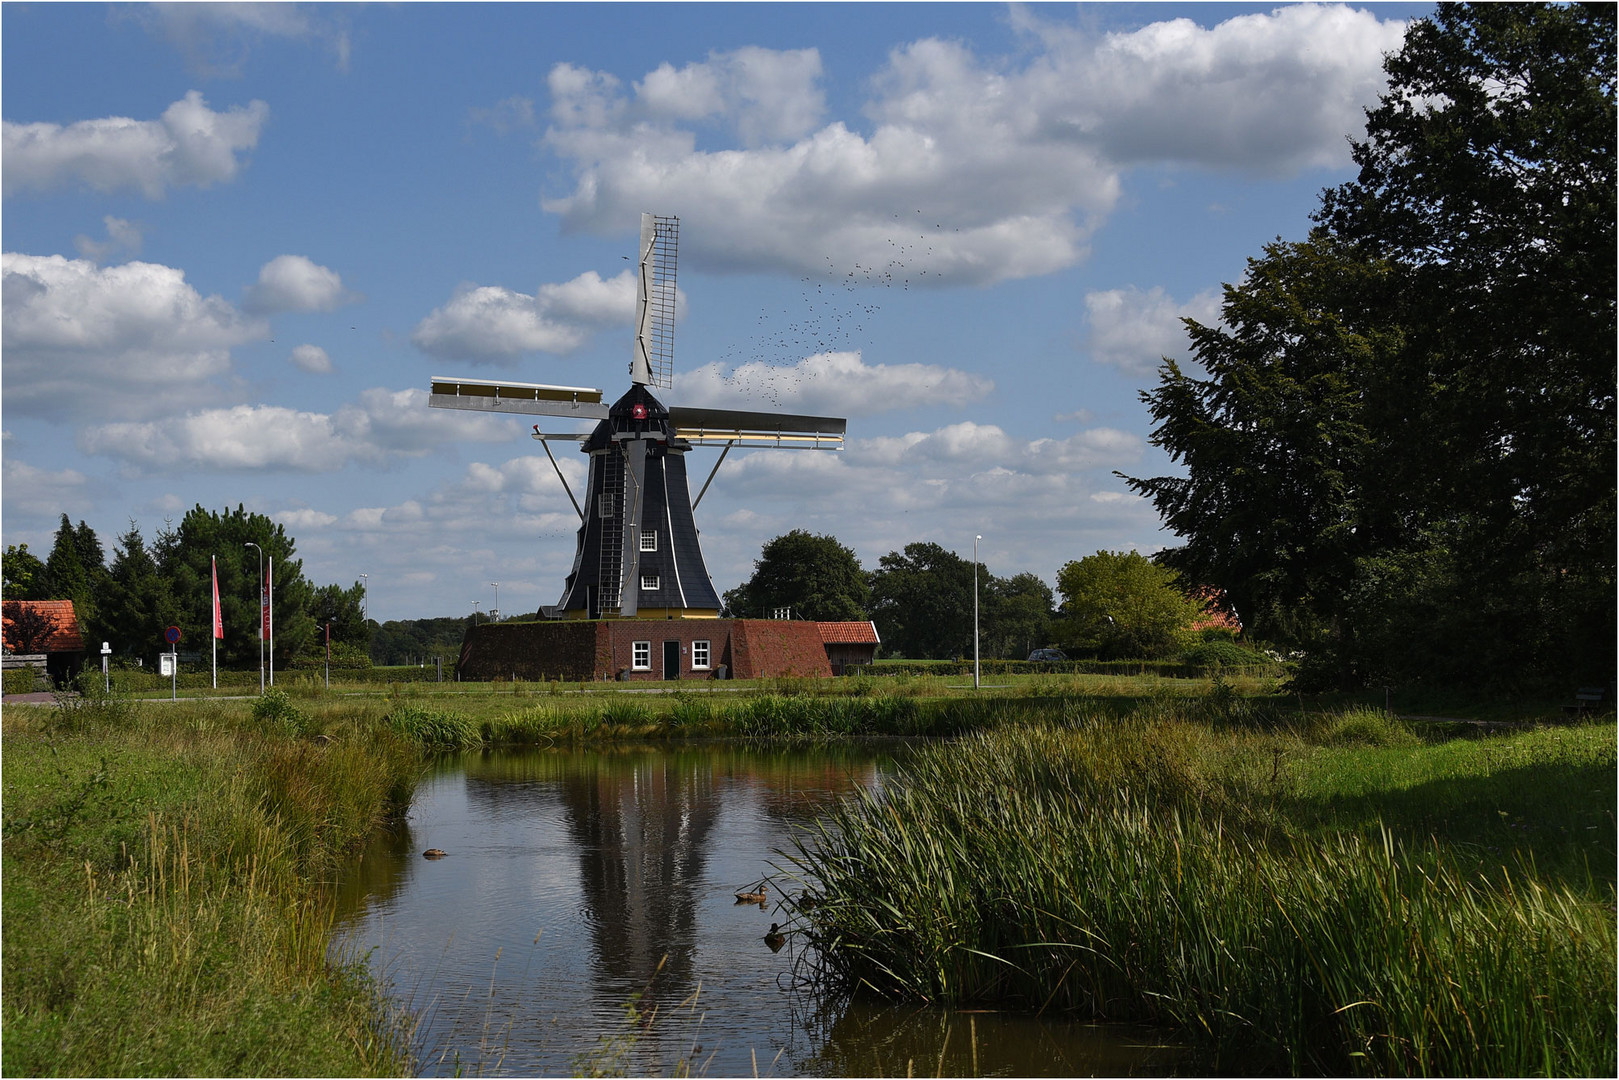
[104,522,179,658]
[42,514,95,636]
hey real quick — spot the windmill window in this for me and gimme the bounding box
[691,640,710,669]
[632,641,651,670]
[640,531,658,552]
[641,574,660,591]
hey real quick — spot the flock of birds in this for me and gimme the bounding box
[704,214,961,408]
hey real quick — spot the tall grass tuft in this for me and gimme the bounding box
[789,716,1616,1076]
[385,703,479,750]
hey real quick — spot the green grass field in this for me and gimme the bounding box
[5,676,1611,1076]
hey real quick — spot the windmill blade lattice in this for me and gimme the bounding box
[633,214,678,390]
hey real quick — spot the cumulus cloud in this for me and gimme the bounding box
[1085,285,1221,377]
[73,216,145,262]
[289,344,333,373]
[243,254,358,314]
[2,91,269,199]
[76,387,519,473]
[2,252,266,420]
[411,268,637,361]
[675,351,993,416]
[540,7,1404,284]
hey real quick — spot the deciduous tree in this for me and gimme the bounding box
[1055,551,1204,660]
[1126,3,1615,686]
[722,530,870,622]
[868,542,976,659]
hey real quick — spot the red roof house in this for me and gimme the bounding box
[2,599,87,687]
[2,599,84,654]
[1189,588,1242,634]
[816,621,881,674]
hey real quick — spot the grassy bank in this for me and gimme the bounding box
[787,704,1617,1076]
[2,688,421,1076]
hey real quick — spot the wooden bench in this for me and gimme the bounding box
[1563,686,1609,715]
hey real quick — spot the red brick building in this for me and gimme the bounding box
[458,618,880,681]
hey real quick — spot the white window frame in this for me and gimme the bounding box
[691,640,711,670]
[639,530,658,552]
[641,573,660,591]
[632,640,651,670]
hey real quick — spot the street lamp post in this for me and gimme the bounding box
[489,581,500,623]
[472,601,481,625]
[244,542,264,694]
[360,573,368,625]
[973,535,982,690]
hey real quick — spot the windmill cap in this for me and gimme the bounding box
[584,384,672,451]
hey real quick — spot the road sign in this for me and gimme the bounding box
[164,625,182,644]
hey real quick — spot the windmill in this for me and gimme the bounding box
[429,213,846,620]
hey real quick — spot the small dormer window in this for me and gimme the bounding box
[640,531,658,552]
[641,574,659,591]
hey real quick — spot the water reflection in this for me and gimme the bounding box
[332,742,1179,1076]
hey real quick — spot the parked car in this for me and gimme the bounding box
[1027,648,1068,662]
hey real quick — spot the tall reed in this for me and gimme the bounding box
[789,716,1616,1075]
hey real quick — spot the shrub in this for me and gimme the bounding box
[251,687,308,737]
[4,665,42,695]
[1181,640,1270,667]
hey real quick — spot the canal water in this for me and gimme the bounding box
[332,743,1179,1076]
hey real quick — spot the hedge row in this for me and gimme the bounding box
[855,659,1286,679]
[103,664,456,692]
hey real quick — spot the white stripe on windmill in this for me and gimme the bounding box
[428,213,847,620]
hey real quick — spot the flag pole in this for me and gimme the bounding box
[211,555,218,689]
[268,556,275,688]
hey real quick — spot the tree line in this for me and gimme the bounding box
[720,529,1222,662]
[3,507,369,670]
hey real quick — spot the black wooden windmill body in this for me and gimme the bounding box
[429,214,845,619]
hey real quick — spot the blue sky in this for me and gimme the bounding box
[3,2,1429,622]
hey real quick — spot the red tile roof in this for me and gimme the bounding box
[816,621,881,645]
[2,599,85,653]
[1189,588,1242,633]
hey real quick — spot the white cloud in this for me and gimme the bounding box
[636,47,826,145]
[2,91,269,199]
[289,344,333,373]
[674,350,993,416]
[540,7,1404,284]
[412,268,637,362]
[73,216,145,262]
[1012,4,1409,172]
[1,457,94,518]
[243,255,358,314]
[274,508,339,531]
[1085,285,1221,377]
[1,252,266,420]
[76,387,519,473]
[132,3,351,77]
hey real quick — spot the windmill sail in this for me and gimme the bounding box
[632,214,678,389]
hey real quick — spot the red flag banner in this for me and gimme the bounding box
[212,557,224,639]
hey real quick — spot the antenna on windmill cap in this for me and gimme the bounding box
[631,213,677,389]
